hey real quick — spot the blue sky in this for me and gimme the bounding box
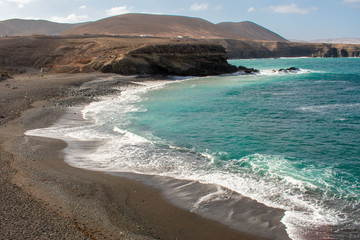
[0,0,359,40]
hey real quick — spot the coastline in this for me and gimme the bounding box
[0,72,268,239]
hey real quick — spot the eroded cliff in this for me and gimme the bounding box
[1,36,359,76]
[100,43,237,76]
[0,36,237,76]
[211,39,360,59]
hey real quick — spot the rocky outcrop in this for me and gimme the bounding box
[1,36,359,77]
[99,44,238,76]
[0,36,238,76]
[0,68,13,81]
[237,66,259,74]
[278,67,300,74]
[209,39,360,59]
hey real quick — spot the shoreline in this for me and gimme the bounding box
[26,79,290,239]
[0,72,269,239]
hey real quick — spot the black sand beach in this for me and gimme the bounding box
[0,71,269,239]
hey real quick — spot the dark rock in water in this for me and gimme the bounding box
[278,67,300,73]
[237,66,260,74]
[100,43,238,76]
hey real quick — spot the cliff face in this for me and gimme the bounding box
[100,44,237,76]
[211,39,360,59]
[0,36,236,76]
[1,36,359,77]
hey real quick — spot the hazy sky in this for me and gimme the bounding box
[0,0,359,40]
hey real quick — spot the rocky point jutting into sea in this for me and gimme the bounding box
[1,35,359,76]
[0,36,238,76]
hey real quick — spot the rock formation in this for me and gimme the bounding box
[1,35,359,77]
[278,67,300,74]
[210,39,360,59]
[0,36,238,76]
[237,66,260,74]
[99,44,237,76]
[0,68,12,81]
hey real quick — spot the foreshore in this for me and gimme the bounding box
[0,71,266,239]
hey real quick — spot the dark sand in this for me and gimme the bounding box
[0,71,267,239]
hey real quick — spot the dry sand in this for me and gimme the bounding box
[0,71,264,239]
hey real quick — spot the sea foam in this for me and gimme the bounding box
[25,64,360,239]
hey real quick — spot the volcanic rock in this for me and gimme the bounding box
[278,67,300,73]
[100,43,238,76]
[237,66,260,74]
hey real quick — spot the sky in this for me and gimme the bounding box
[0,0,359,40]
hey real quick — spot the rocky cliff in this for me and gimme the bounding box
[100,43,237,76]
[0,36,236,76]
[211,39,360,59]
[1,36,359,77]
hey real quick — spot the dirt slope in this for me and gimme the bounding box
[0,19,86,36]
[217,21,288,42]
[62,14,240,39]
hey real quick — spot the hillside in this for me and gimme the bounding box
[0,14,288,41]
[217,21,288,42]
[0,35,237,75]
[1,35,358,75]
[0,19,86,36]
[62,13,239,39]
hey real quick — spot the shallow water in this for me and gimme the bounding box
[26,58,360,240]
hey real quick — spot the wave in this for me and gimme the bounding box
[25,114,357,240]
[298,103,360,113]
[258,68,317,76]
[25,78,360,240]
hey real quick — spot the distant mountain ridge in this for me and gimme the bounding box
[63,14,288,42]
[62,14,239,39]
[0,13,288,42]
[0,19,87,36]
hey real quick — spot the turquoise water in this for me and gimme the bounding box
[26,58,360,239]
[128,58,360,239]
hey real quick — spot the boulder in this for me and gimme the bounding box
[278,67,300,73]
[0,69,11,81]
[237,66,260,74]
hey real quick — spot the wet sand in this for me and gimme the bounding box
[0,71,267,239]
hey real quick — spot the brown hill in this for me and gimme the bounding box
[62,13,241,39]
[0,19,86,36]
[217,21,288,42]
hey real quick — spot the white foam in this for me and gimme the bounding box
[113,127,149,144]
[259,68,314,76]
[298,103,360,112]
[25,78,354,240]
[26,112,347,240]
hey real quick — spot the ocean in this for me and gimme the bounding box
[26,58,360,240]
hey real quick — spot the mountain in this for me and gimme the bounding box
[1,14,288,41]
[62,13,239,39]
[310,38,360,44]
[216,21,288,42]
[0,19,87,36]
